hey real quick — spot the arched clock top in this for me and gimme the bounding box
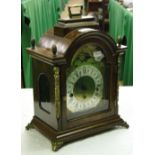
[27,28,118,66]
[63,28,117,66]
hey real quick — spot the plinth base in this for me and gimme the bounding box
[26,115,129,151]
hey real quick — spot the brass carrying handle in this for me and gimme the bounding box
[68,5,83,18]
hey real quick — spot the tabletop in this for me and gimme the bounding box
[21,87,133,155]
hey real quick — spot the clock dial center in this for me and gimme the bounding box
[73,76,95,102]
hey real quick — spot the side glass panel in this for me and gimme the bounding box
[38,74,51,113]
[66,43,109,119]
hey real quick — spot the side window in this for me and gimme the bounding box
[38,74,51,114]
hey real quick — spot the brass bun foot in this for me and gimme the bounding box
[118,118,129,129]
[121,121,129,128]
[25,121,34,130]
[51,141,64,151]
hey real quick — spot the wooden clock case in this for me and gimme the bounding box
[26,18,129,151]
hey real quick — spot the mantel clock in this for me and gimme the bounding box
[26,18,129,151]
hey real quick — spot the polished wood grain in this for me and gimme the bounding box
[54,19,99,37]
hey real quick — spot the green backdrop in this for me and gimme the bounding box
[21,0,68,88]
[109,0,133,85]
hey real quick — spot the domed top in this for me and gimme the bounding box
[27,27,117,65]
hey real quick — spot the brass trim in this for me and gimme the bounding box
[51,141,64,151]
[25,122,34,130]
[53,67,61,119]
